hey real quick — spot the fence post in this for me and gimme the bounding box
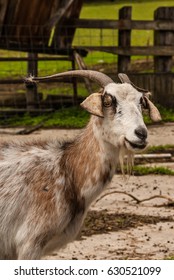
[26,52,39,110]
[118,6,132,73]
[25,82,39,111]
[154,7,174,106]
[154,7,174,72]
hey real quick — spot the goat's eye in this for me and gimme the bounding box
[140,97,143,105]
[103,94,113,107]
[140,97,147,109]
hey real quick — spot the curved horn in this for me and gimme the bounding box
[25,70,114,88]
[118,73,149,93]
[118,73,131,84]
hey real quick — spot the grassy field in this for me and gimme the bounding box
[0,107,89,128]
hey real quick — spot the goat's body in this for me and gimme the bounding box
[0,117,118,259]
[0,71,161,259]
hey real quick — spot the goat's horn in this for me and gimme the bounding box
[118,73,131,84]
[118,73,149,93]
[25,70,114,88]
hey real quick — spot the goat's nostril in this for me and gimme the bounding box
[135,126,147,140]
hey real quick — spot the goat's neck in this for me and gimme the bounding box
[62,116,119,207]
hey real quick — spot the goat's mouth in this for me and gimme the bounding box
[125,138,147,151]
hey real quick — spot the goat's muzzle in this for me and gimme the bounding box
[124,138,148,151]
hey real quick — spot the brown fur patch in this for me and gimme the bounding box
[59,119,105,217]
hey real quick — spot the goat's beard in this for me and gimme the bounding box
[118,136,134,175]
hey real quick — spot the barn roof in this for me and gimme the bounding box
[0,0,84,51]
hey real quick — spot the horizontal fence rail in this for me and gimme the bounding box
[71,46,174,56]
[68,18,174,30]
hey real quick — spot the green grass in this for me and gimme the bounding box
[133,166,174,176]
[158,106,174,122]
[0,107,89,128]
[0,59,73,79]
[39,83,90,98]
[147,144,174,153]
[44,107,89,128]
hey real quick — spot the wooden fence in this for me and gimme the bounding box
[0,5,174,114]
[67,6,174,107]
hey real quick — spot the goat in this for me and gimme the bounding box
[0,71,161,259]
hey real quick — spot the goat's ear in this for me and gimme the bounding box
[144,96,162,122]
[80,93,104,117]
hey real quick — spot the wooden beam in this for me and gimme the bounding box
[74,46,174,56]
[0,57,74,62]
[67,18,174,30]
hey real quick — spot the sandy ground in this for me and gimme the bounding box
[0,122,174,260]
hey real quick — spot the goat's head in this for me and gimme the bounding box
[81,72,162,153]
[25,70,161,154]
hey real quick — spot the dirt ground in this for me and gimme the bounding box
[0,122,174,260]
